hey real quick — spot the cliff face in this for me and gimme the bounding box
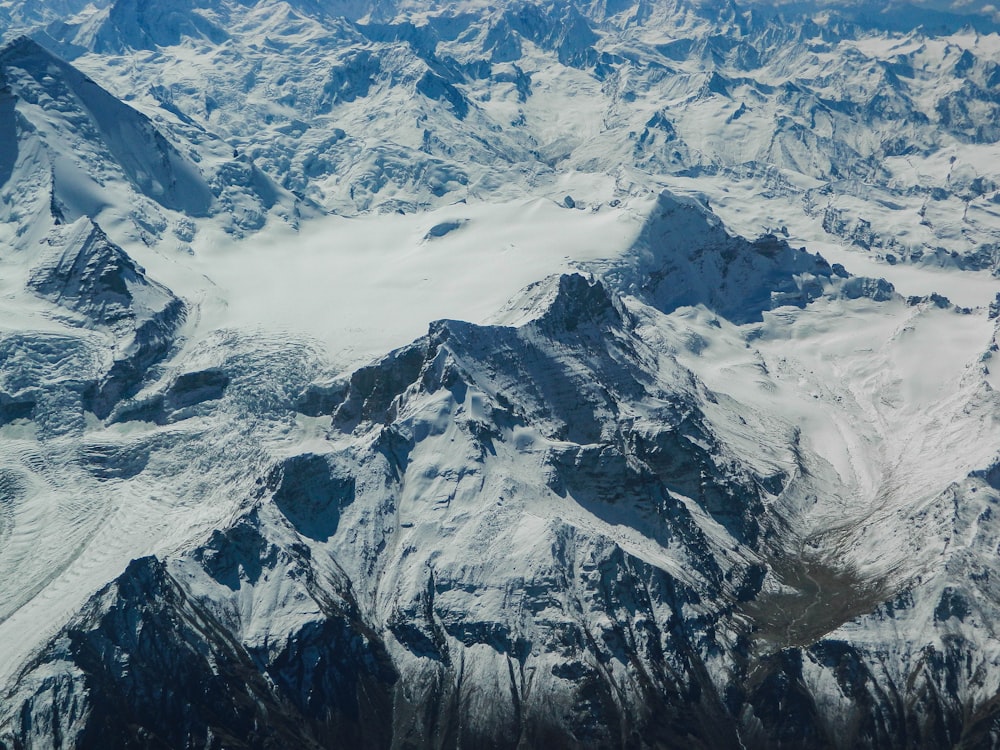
[3,268,1000,748]
[2,1,1000,746]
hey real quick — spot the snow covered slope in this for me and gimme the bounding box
[0,1,999,748]
[25,0,1000,275]
[0,34,304,253]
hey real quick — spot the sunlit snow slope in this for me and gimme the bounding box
[0,1,999,749]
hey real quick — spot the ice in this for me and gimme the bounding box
[1,1,1000,744]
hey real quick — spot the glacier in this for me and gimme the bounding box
[0,0,998,748]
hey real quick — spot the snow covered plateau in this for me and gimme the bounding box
[0,0,999,747]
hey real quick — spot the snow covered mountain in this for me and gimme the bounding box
[0,0,999,748]
[0,32,304,252]
[20,0,1000,272]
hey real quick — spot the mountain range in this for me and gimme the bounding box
[0,0,999,747]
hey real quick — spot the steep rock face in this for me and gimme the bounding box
[28,219,186,420]
[0,35,213,218]
[732,458,1000,749]
[29,219,181,328]
[0,35,301,245]
[90,0,229,53]
[0,274,784,748]
[1,262,999,747]
[594,191,894,323]
[5,554,396,750]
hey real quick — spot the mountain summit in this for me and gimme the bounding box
[1,2,1000,748]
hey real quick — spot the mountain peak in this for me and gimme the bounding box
[95,0,229,53]
[27,217,187,418]
[0,34,54,65]
[0,40,215,223]
[29,219,173,328]
[535,273,627,334]
[491,271,626,331]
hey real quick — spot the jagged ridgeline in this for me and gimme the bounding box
[3,265,1000,749]
[13,0,999,269]
[0,0,999,748]
[0,35,301,242]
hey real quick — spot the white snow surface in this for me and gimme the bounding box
[0,181,997,692]
[1,0,1000,743]
[174,191,651,370]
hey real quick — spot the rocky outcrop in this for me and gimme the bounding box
[29,219,186,419]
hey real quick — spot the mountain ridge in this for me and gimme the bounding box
[0,1,999,747]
